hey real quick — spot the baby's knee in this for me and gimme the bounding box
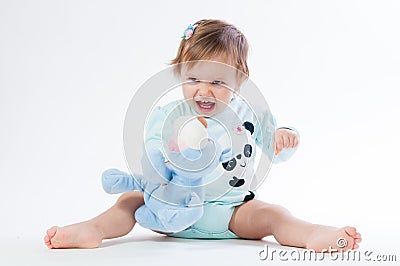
[116,191,145,208]
[259,204,291,220]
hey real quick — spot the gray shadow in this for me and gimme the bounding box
[100,232,282,249]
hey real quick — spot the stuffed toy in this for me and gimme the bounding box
[102,116,232,233]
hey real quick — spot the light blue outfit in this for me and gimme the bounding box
[103,95,298,238]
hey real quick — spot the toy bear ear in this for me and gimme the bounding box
[242,121,254,135]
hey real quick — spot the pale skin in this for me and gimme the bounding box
[45,58,362,251]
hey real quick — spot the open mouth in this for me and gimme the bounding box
[195,99,216,113]
[240,162,246,167]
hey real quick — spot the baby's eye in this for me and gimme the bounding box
[211,80,224,85]
[188,77,200,83]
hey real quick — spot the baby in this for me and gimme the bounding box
[44,19,361,251]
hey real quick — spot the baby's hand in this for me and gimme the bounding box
[274,128,299,155]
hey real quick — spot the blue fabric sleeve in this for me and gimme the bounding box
[255,110,299,164]
[144,106,168,151]
[254,111,276,161]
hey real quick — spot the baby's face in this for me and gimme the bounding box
[181,59,243,116]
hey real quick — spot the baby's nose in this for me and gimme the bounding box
[197,82,213,96]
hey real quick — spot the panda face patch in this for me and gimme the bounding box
[221,121,254,188]
[222,143,253,171]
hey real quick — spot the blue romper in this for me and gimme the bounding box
[143,96,298,239]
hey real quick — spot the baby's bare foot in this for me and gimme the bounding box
[44,222,103,249]
[306,226,362,252]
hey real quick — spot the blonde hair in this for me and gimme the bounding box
[171,19,249,77]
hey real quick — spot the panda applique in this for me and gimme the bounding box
[219,121,256,202]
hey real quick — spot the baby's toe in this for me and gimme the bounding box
[44,226,59,249]
[344,226,357,237]
[46,226,58,238]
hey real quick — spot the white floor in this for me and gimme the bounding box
[1,225,398,266]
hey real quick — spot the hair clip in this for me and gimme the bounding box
[182,24,197,40]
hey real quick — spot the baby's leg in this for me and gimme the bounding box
[229,200,361,252]
[44,191,144,249]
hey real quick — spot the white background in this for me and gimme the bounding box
[1,0,399,265]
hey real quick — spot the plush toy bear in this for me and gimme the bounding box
[102,116,232,233]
